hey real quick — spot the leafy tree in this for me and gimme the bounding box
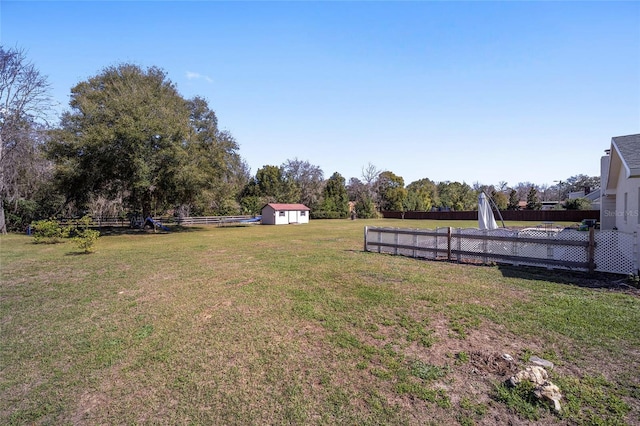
[564,197,592,210]
[376,171,407,211]
[507,189,520,210]
[347,177,377,218]
[179,96,248,215]
[405,178,438,211]
[254,165,299,203]
[490,190,508,210]
[282,158,324,210]
[318,172,349,218]
[354,192,377,219]
[49,64,192,218]
[239,195,263,216]
[437,181,475,211]
[0,46,53,233]
[525,186,542,210]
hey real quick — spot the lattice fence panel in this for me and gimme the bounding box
[485,229,519,257]
[551,230,589,271]
[371,228,397,255]
[515,229,558,267]
[595,230,636,274]
[453,228,487,262]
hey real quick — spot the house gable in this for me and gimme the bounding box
[601,134,640,233]
[604,134,640,193]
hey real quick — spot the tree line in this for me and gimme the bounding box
[0,46,600,233]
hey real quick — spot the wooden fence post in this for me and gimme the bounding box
[482,229,488,264]
[447,227,452,261]
[364,226,369,252]
[394,230,399,255]
[588,227,595,274]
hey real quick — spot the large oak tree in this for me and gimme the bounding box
[49,64,245,218]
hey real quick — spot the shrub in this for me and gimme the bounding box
[563,198,592,210]
[31,219,70,244]
[72,216,100,253]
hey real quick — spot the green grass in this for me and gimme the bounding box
[1,219,638,425]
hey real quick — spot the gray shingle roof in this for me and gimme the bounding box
[612,134,640,176]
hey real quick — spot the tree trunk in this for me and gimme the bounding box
[142,192,152,220]
[0,197,7,234]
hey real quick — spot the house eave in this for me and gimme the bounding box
[629,167,640,179]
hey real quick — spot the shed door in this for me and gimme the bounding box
[288,211,298,223]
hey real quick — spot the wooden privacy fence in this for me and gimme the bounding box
[364,226,638,275]
[382,210,600,222]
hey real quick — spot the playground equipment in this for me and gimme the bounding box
[144,217,170,232]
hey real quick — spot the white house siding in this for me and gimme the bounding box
[601,195,617,230]
[614,167,640,234]
[600,134,640,272]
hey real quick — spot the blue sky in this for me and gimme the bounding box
[2,1,639,187]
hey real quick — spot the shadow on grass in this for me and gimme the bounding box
[362,248,637,293]
[65,251,94,256]
[497,264,637,291]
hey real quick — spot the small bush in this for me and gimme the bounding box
[72,216,100,253]
[31,220,69,244]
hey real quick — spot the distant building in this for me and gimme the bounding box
[568,188,601,210]
[261,203,311,225]
[541,201,560,210]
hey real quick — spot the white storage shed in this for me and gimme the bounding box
[261,203,311,225]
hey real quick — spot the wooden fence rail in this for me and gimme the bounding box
[56,215,256,228]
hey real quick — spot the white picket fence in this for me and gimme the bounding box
[364,226,638,275]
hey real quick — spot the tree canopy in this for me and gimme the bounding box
[281,158,324,210]
[48,64,245,218]
[405,178,438,211]
[376,171,407,211]
[318,172,349,218]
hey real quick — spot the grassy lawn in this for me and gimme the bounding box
[1,219,639,425]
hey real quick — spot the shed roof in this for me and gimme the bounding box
[263,203,311,211]
[612,134,640,178]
